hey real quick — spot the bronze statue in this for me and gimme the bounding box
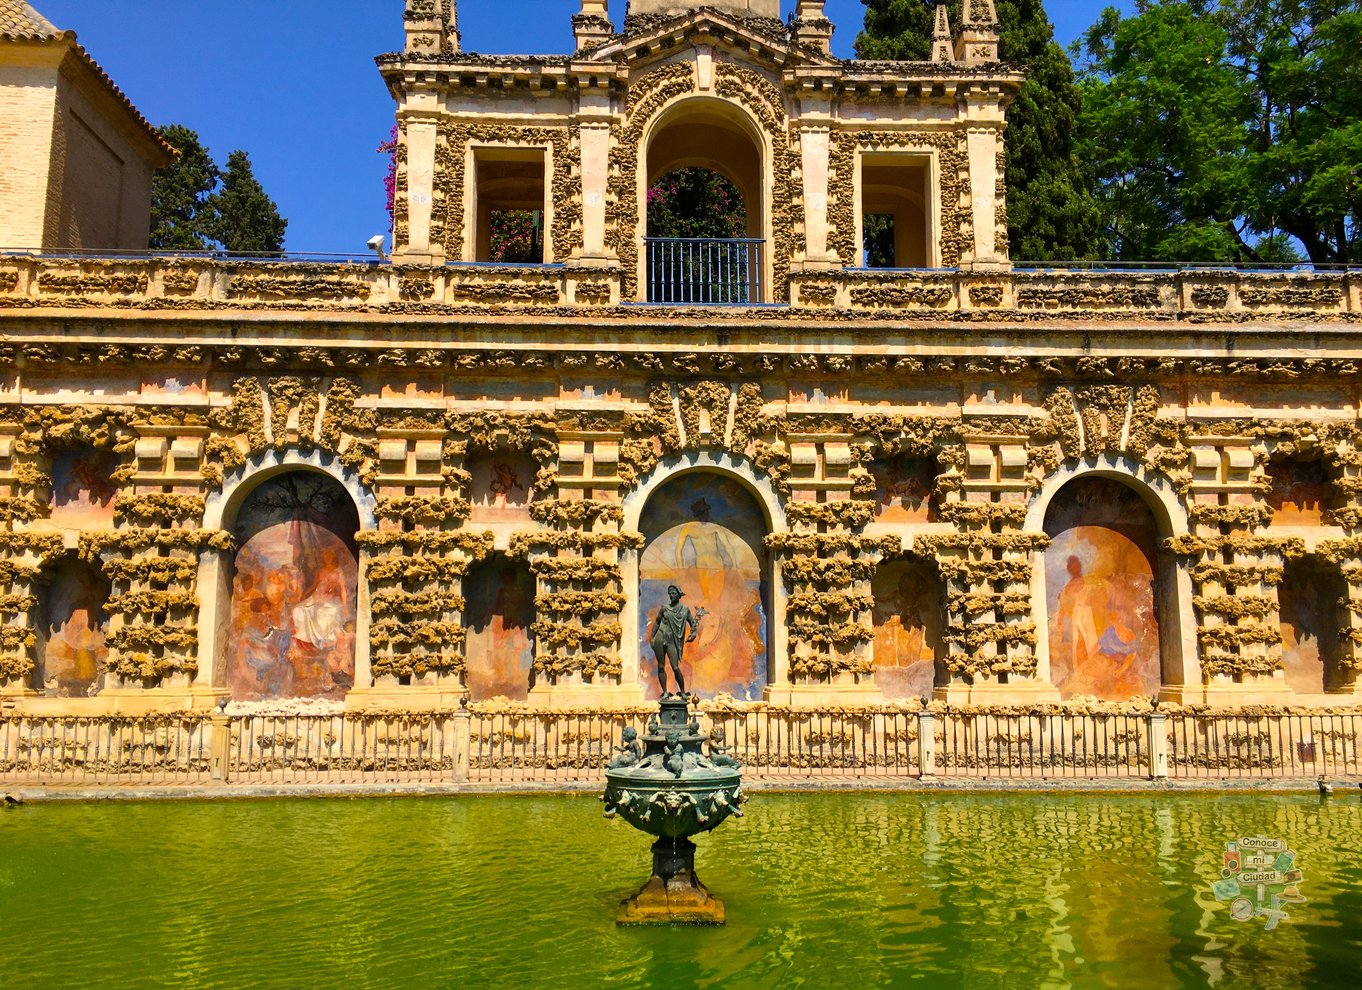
[707,727,741,769]
[663,730,686,777]
[648,584,698,698]
[607,727,644,769]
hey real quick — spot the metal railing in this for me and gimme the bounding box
[645,237,763,304]
[705,708,920,776]
[2,709,1360,788]
[470,710,642,784]
[0,715,215,785]
[228,713,456,785]
[1168,712,1362,779]
[936,712,1149,778]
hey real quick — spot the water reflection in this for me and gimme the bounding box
[0,793,1358,988]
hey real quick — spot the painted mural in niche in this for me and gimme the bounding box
[464,559,535,701]
[1278,557,1347,694]
[639,473,767,700]
[1044,478,1163,700]
[38,559,111,697]
[468,450,537,522]
[228,473,359,701]
[1267,459,1330,526]
[870,455,936,523]
[871,561,943,699]
[48,447,118,529]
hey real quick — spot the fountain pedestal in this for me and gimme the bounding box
[617,837,726,925]
[603,696,744,926]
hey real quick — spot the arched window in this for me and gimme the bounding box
[644,99,766,303]
[1043,476,1168,700]
[227,471,360,701]
[638,472,768,700]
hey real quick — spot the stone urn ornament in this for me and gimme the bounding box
[602,585,745,925]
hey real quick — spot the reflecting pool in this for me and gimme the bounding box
[1,792,1360,988]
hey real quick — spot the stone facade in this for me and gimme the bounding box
[0,1,1359,717]
[0,1,171,250]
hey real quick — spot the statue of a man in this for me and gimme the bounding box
[648,584,697,698]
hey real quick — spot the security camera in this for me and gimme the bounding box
[367,235,386,251]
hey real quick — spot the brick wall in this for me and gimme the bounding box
[51,57,157,249]
[0,61,59,249]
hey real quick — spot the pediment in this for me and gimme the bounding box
[583,8,840,72]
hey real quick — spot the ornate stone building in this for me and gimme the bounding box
[0,0,1359,718]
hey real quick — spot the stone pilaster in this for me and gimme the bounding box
[350,429,478,709]
[930,432,1056,703]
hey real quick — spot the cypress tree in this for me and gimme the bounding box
[203,151,288,254]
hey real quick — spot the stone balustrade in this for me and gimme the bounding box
[0,255,1358,321]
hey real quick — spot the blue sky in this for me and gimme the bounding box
[34,1,1128,253]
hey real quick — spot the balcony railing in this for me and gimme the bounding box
[645,237,763,304]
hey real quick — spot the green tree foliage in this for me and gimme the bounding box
[646,168,747,239]
[1079,0,1360,263]
[203,151,287,254]
[149,127,287,253]
[149,125,217,250]
[856,1,1101,260]
[856,0,934,59]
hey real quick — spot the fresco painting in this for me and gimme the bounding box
[639,473,766,700]
[39,560,111,697]
[464,560,535,701]
[1278,558,1346,694]
[869,455,935,523]
[48,447,117,529]
[1267,459,1330,525]
[871,561,942,699]
[1044,479,1162,700]
[468,451,537,521]
[228,473,359,700]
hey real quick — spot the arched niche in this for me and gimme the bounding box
[635,469,770,700]
[640,95,770,301]
[1041,475,1175,700]
[871,558,946,700]
[463,553,536,701]
[220,468,362,701]
[1279,554,1350,694]
[47,444,117,530]
[34,555,111,697]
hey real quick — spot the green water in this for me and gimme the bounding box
[1,792,1359,989]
